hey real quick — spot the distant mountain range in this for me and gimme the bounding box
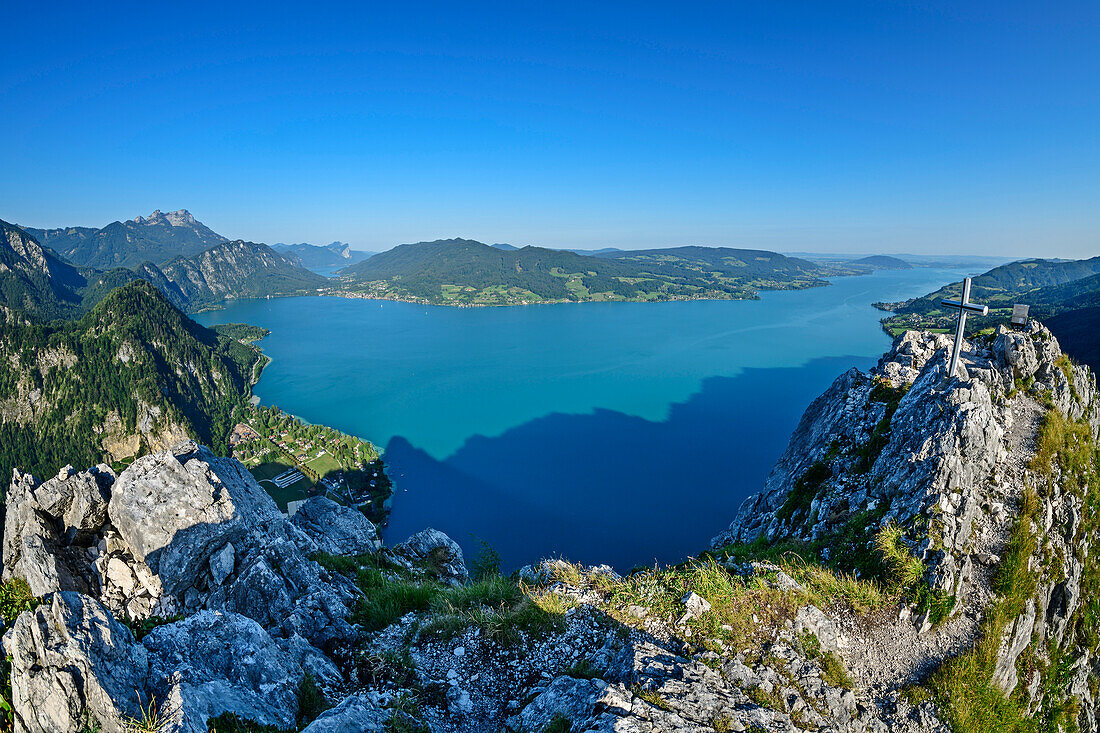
[787,252,1012,269]
[335,238,833,305]
[23,209,229,269]
[489,243,623,255]
[271,241,375,269]
[1,217,325,320]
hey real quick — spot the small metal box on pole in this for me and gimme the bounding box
[1010,304,1029,328]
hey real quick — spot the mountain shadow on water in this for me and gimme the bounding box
[381,354,877,571]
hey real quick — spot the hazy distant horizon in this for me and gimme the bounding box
[9,209,1024,263]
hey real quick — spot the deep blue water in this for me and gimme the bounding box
[195,267,971,570]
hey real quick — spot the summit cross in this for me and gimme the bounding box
[940,276,988,378]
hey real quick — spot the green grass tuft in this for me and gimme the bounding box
[297,672,328,725]
[633,686,672,711]
[0,579,40,626]
[560,659,602,680]
[776,459,832,525]
[542,714,573,733]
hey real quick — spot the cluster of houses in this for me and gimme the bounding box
[227,414,391,522]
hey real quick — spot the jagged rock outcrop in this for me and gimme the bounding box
[3,464,115,596]
[143,611,340,733]
[4,440,361,643]
[392,527,470,586]
[291,495,382,556]
[8,593,338,733]
[714,325,1099,608]
[10,592,150,733]
[106,442,286,600]
[298,693,394,732]
[2,437,448,732]
[709,322,1100,730]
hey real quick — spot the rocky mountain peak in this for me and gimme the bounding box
[133,208,199,228]
[163,209,197,226]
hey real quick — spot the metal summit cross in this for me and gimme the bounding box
[941,276,988,378]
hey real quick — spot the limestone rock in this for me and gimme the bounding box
[106,441,285,599]
[211,537,359,645]
[713,329,1011,608]
[518,676,611,732]
[393,528,469,585]
[61,466,114,536]
[2,470,95,596]
[678,591,711,624]
[993,327,1040,380]
[992,600,1037,693]
[10,592,149,733]
[299,693,393,732]
[209,542,235,586]
[795,605,841,655]
[143,611,340,733]
[290,496,381,556]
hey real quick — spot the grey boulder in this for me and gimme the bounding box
[393,528,468,585]
[291,496,381,556]
[518,676,613,732]
[143,610,341,733]
[10,592,149,733]
[106,441,286,600]
[300,693,394,732]
[2,468,109,596]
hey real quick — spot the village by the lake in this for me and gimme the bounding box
[228,404,393,522]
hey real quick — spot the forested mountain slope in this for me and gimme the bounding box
[0,219,145,322]
[337,238,830,305]
[0,280,262,482]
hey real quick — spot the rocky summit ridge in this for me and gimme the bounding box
[1,321,1098,732]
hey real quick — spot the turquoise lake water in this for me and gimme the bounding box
[195,267,972,570]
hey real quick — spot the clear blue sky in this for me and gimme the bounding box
[2,1,1097,256]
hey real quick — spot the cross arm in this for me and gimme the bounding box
[940,298,989,315]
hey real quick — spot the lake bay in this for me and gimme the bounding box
[195,267,971,571]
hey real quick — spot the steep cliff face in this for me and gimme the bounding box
[0,219,89,320]
[1,322,1097,732]
[158,240,327,309]
[713,321,1100,730]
